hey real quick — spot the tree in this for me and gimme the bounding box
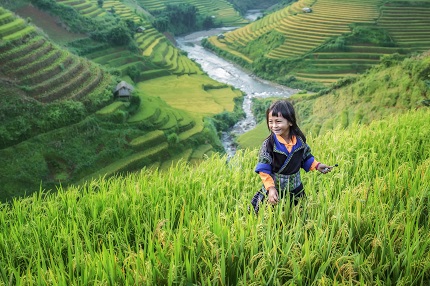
[202,16,215,29]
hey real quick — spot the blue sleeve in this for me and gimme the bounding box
[302,156,315,172]
[255,136,273,174]
[301,143,314,172]
[255,163,272,174]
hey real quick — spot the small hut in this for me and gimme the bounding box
[114,81,134,100]
[302,7,312,13]
[136,26,146,33]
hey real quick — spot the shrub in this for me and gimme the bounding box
[167,132,179,145]
[128,95,141,116]
[380,53,405,68]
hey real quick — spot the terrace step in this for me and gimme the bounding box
[0,36,45,61]
[70,66,108,101]
[35,60,93,101]
[3,41,54,69]
[14,49,65,76]
[142,37,163,57]
[27,58,86,95]
[82,142,170,181]
[130,130,166,151]
[3,26,35,41]
[179,119,203,141]
[0,12,14,25]
[304,58,379,65]
[21,56,75,85]
[0,18,26,37]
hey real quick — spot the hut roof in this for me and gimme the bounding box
[115,81,134,93]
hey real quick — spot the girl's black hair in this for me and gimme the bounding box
[266,100,307,143]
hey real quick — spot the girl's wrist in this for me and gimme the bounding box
[316,162,321,170]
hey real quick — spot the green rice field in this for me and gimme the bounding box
[136,75,242,116]
[1,109,429,284]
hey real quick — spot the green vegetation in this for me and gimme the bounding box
[0,4,244,200]
[151,4,216,35]
[1,108,429,284]
[237,30,285,59]
[1,1,430,283]
[135,0,248,26]
[136,75,243,116]
[227,0,279,15]
[238,51,430,150]
[0,90,225,201]
[206,0,430,90]
[0,9,114,148]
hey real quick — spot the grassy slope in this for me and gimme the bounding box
[136,75,241,116]
[205,0,430,88]
[237,51,430,150]
[0,107,429,284]
[134,0,248,26]
[0,3,243,201]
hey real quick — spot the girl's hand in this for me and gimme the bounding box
[317,163,333,174]
[267,187,279,204]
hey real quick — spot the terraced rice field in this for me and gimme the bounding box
[136,0,248,26]
[378,1,430,52]
[84,45,151,76]
[0,4,232,187]
[53,0,204,76]
[136,74,241,115]
[83,94,209,181]
[216,0,380,60]
[102,0,141,22]
[0,9,112,103]
[209,0,430,84]
[0,9,35,40]
[56,0,106,17]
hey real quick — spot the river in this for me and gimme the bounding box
[175,12,297,157]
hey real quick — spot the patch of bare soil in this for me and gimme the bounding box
[14,4,86,44]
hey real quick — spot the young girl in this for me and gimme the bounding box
[251,100,333,214]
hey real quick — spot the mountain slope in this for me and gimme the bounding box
[237,51,430,149]
[0,4,241,201]
[205,0,430,87]
[1,106,429,283]
[0,6,114,147]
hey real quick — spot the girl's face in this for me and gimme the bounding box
[268,112,293,139]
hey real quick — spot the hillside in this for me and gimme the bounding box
[1,0,429,202]
[0,107,429,283]
[1,1,429,282]
[134,0,248,27]
[238,51,430,149]
[205,0,430,89]
[0,2,244,201]
[0,6,115,146]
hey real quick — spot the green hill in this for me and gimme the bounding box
[0,107,429,284]
[1,0,429,203]
[0,4,243,201]
[0,6,114,146]
[238,51,430,149]
[135,0,248,26]
[205,0,430,89]
[0,1,429,282]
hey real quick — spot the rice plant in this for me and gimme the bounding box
[0,109,429,285]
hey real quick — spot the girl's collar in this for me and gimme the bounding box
[275,134,296,146]
[272,134,303,154]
